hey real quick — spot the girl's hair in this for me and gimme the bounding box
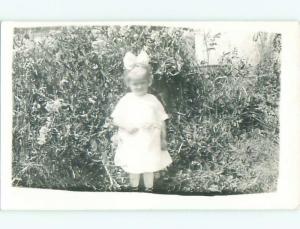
[123,64,153,86]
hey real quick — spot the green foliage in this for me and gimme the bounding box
[12,26,280,194]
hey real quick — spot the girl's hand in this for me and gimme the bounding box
[127,127,139,134]
[161,139,168,151]
[118,125,139,134]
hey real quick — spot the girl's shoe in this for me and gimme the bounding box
[131,186,139,192]
[144,187,153,192]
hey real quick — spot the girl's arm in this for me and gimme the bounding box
[112,118,138,134]
[161,121,167,150]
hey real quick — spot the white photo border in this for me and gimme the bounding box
[1,21,300,210]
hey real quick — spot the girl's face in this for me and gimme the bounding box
[127,68,150,96]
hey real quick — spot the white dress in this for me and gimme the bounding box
[111,93,172,173]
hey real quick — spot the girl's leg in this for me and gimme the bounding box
[143,172,154,189]
[129,173,140,188]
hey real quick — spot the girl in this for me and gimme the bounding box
[111,51,172,192]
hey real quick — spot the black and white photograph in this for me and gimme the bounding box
[1,21,300,210]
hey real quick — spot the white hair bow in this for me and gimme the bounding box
[123,50,150,70]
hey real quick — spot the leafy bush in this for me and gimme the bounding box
[12,26,280,194]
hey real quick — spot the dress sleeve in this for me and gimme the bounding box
[111,95,126,124]
[155,97,169,121]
